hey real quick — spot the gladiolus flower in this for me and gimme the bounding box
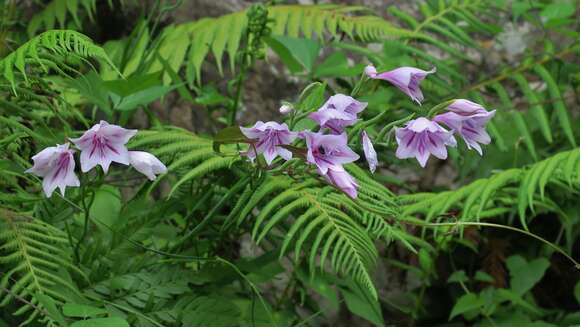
[129,151,167,181]
[70,120,137,173]
[240,121,298,165]
[365,65,436,104]
[434,99,496,155]
[323,165,358,199]
[302,131,359,175]
[395,117,456,167]
[309,94,368,134]
[361,130,378,173]
[26,143,80,197]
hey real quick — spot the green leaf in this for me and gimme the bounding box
[505,255,550,296]
[447,270,468,284]
[297,81,326,112]
[340,282,385,327]
[213,126,250,152]
[534,65,576,147]
[63,303,108,318]
[265,35,320,73]
[474,271,495,283]
[70,317,130,327]
[89,185,122,231]
[103,72,163,97]
[36,293,67,327]
[68,71,111,116]
[314,52,363,78]
[574,281,580,304]
[115,84,179,111]
[449,293,484,320]
[540,1,575,21]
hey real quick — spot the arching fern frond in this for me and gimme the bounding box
[142,4,414,84]
[229,163,403,299]
[0,30,116,92]
[0,209,86,326]
[401,148,580,229]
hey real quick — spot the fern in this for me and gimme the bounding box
[129,129,240,197]
[0,30,116,91]
[401,148,580,231]
[102,5,414,84]
[0,209,86,326]
[27,0,97,37]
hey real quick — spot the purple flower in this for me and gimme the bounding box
[309,94,368,134]
[323,165,358,199]
[240,121,298,165]
[303,131,359,175]
[434,99,496,155]
[365,65,436,104]
[361,130,378,174]
[70,120,137,173]
[26,143,80,197]
[129,151,167,181]
[395,117,456,167]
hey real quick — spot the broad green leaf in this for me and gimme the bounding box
[68,71,111,115]
[474,271,495,283]
[297,81,326,112]
[213,126,250,152]
[447,270,468,284]
[449,293,484,320]
[89,185,121,230]
[314,52,363,78]
[71,317,130,327]
[104,72,163,97]
[340,282,385,327]
[265,35,320,73]
[505,255,550,296]
[63,304,108,318]
[540,1,575,21]
[36,293,67,327]
[115,84,179,111]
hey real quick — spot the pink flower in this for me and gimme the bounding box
[361,130,378,173]
[240,121,298,165]
[395,117,456,167]
[365,65,436,104]
[26,143,80,197]
[129,151,167,181]
[323,165,358,199]
[309,94,368,134]
[302,131,360,175]
[70,120,137,173]
[434,99,496,155]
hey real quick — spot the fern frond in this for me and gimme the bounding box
[27,0,97,36]
[0,209,85,325]
[401,148,580,227]
[0,30,116,91]
[230,163,403,299]
[144,4,413,84]
[129,129,240,196]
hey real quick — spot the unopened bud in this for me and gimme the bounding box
[279,104,293,115]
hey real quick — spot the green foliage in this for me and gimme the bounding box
[0,30,115,91]
[28,0,97,37]
[401,148,580,225]
[0,209,85,326]
[2,1,580,326]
